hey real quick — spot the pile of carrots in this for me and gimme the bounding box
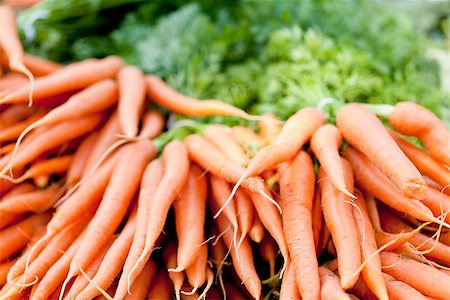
[1,4,450,300]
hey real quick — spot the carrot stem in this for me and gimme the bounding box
[362,104,395,118]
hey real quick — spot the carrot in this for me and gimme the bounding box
[352,190,389,300]
[249,212,265,243]
[164,241,185,300]
[146,270,173,299]
[146,75,261,121]
[128,141,189,291]
[204,124,249,166]
[312,185,323,254]
[311,124,354,197]
[319,158,360,289]
[0,213,50,262]
[380,251,450,299]
[235,188,254,246]
[0,56,123,105]
[0,143,15,156]
[123,260,157,300]
[349,275,377,300]
[113,159,164,300]
[0,183,62,213]
[279,261,301,300]
[138,109,165,139]
[383,273,428,300]
[0,177,14,197]
[223,281,248,300]
[230,107,324,204]
[259,112,281,145]
[22,54,61,77]
[389,101,450,166]
[390,131,450,187]
[279,150,319,298]
[337,103,427,199]
[172,164,207,272]
[0,73,28,93]
[343,146,441,225]
[259,235,277,278]
[0,112,45,142]
[420,187,450,223]
[185,244,207,295]
[0,5,35,106]
[0,104,32,127]
[0,259,16,287]
[66,133,97,187]
[424,177,450,196]
[231,125,264,158]
[75,209,137,300]
[319,267,351,300]
[62,141,155,293]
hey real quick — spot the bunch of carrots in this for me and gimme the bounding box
[1,4,450,300]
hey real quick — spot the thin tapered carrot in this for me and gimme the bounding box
[319,158,360,289]
[62,141,155,294]
[146,75,261,121]
[352,190,389,300]
[0,104,32,126]
[0,213,50,262]
[249,212,265,243]
[128,141,189,290]
[389,101,450,166]
[235,188,254,246]
[279,261,301,300]
[75,209,137,300]
[383,273,428,300]
[138,109,165,139]
[337,103,427,199]
[164,241,185,300]
[147,270,173,299]
[343,146,441,225]
[311,124,354,197]
[0,259,16,286]
[185,244,207,294]
[312,185,323,254]
[279,150,319,299]
[380,251,450,299]
[230,107,324,204]
[0,5,35,106]
[0,112,45,142]
[66,133,97,187]
[22,54,61,77]
[123,260,157,300]
[118,66,146,138]
[171,164,207,272]
[0,114,103,175]
[259,235,277,278]
[319,267,351,300]
[0,56,123,105]
[113,159,164,300]
[259,112,281,145]
[390,131,450,187]
[0,183,62,213]
[204,124,249,166]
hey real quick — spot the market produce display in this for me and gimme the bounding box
[1,1,450,300]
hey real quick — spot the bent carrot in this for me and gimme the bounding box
[336,103,427,199]
[319,267,350,300]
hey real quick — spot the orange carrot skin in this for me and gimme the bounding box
[319,159,360,289]
[319,267,351,300]
[185,244,207,289]
[0,259,16,286]
[390,131,450,187]
[235,188,254,240]
[389,101,450,166]
[66,132,97,186]
[380,252,450,299]
[0,104,33,127]
[147,270,173,299]
[22,54,61,76]
[279,262,301,300]
[259,112,281,145]
[279,151,319,300]
[0,183,61,213]
[249,212,265,243]
[123,260,157,300]
[343,146,435,222]
[383,273,428,300]
[312,185,323,254]
[420,187,450,223]
[163,241,185,300]
[0,5,26,72]
[336,103,427,199]
[0,112,44,142]
[174,164,207,271]
[138,109,165,139]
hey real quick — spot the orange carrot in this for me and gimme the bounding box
[22,54,61,77]
[164,241,185,300]
[0,112,45,142]
[66,133,97,187]
[123,260,157,300]
[6,155,72,183]
[138,109,165,139]
[337,103,427,199]
[147,270,173,299]
[380,251,450,299]
[0,104,32,127]
[231,125,264,158]
[279,150,319,299]
[312,185,323,254]
[353,190,388,300]
[0,56,123,105]
[117,66,146,138]
[249,212,265,243]
[383,273,428,300]
[0,183,61,213]
[235,188,254,246]
[185,244,207,294]
[0,73,28,93]
[420,187,450,223]
[311,124,353,197]
[113,159,163,300]
[319,267,351,300]
[0,143,15,156]
[259,235,277,278]
[279,261,301,300]
[319,158,360,289]
[259,112,281,145]
[204,124,249,166]
[343,146,439,224]
[424,177,450,196]
[390,131,450,187]
[146,75,260,121]
[0,259,16,286]
[172,164,207,272]
[128,141,189,291]
[389,101,450,166]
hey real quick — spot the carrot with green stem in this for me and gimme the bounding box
[171,164,207,272]
[0,56,123,105]
[127,141,189,293]
[228,107,324,214]
[311,124,354,198]
[319,158,360,289]
[163,241,185,300]
[117,66,146,138]
[337,103,427,199]
[278,150,319,299]
[123,260,157,300]
[113,159,163,300]
[0,5,35,106]
[184,244,208,296]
